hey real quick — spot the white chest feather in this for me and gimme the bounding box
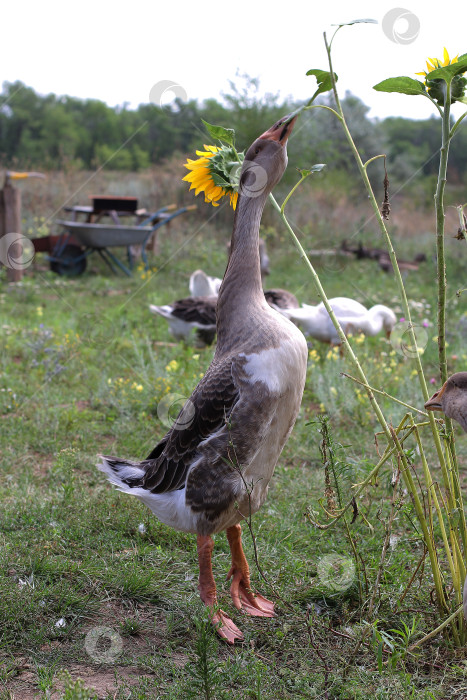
[240,333,307,394]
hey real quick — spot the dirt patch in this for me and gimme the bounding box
[6,604,189,699]
[29,451,56,478]
[10,664,145,700]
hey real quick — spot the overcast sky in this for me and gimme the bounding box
[2,0,466,122]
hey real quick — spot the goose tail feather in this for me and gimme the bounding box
[149,304,173,319]
[97,456,146,492]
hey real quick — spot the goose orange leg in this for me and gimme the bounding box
[226,524,275,617]
[197,534,244,644]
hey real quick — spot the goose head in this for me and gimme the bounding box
[239,114,297,199]
[189,269,221,298]
[344,305,397,339]
[370,305,397,338]
[424,372,467,432]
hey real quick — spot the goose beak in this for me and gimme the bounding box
[259,114,297,145]
[424,381,447,412]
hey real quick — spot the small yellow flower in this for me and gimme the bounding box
[416,48,459,77]
[183,145,239,210]
[165,359,179,372]
[330,386,337,396]
[36,306,43,317]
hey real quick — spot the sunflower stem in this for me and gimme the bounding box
[321,31,456,497]
[435,86,451,386]
[281,173,312,214]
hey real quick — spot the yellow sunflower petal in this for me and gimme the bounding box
[182,143,239,209]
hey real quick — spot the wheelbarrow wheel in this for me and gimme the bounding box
[50,244,87,276]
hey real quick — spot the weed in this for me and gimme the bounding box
[119,616,143,637]
[183,615,226,700]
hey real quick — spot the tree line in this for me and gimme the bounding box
[1,78,466,188]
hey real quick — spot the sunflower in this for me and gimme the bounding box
[183,144,241,210]
[416,47,459,77]
[415,48,467,105]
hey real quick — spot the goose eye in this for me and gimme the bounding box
[254,146,261,155]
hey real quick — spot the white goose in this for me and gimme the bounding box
[149,298,217,347]
[280,297,396,345]
[189,269,222,298]
[151,289,299,346]
[99,115,307,643]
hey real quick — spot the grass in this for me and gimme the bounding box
[0,172,467,698]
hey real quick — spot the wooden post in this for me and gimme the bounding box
[0,182,24,282]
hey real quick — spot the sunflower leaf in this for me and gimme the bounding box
[297,164,327,177]
[332,18,377,26]
[306,69,337,96]
[310,163,327,172]
[425,56,467,82]
[373,77,427,96]
[202,120,236,147]
[210,173,231,188]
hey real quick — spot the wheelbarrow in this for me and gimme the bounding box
[36,202,196,276]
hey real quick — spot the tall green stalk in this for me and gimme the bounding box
[433,85,461,480]
[281,31,467,640]
[435,82,451,386]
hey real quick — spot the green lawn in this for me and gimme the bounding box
[1,201,467,698]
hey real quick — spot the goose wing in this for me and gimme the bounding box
[170,296,217,327]
[141,357,240,494]
[264,289,299,310]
